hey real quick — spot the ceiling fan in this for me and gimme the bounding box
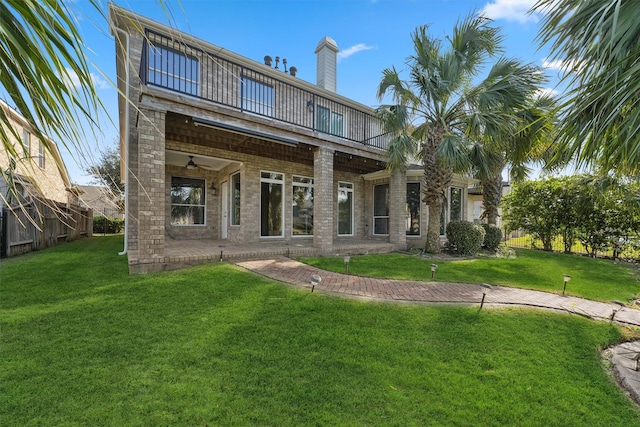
[185,155,214,171]
[186,155,197,170]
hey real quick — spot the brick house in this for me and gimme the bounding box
[0,100,78,208]
[109,4,475,274]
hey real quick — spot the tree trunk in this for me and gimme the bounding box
[425,201,443,253]
[481,171,503,226]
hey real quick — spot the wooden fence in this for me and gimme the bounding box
[0,200,92,258]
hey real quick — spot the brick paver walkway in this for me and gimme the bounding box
[236,256,640,407]
[237,257,640,326]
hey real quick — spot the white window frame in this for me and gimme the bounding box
[292,175,314,237]
[373,183,389,236]
[316,105,344,137]
[338,181,354,236]
[170,176,206,226]
[148,44,199,96]
[406,182,421,237]
[260,171,284,238]
[242,77,274,116]
[230,171,241,226]
[38,142,45,169]
[22,129,30,157]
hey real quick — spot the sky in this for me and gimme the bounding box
[60,0,563,184]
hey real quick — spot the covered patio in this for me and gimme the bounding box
[163,238,397,270]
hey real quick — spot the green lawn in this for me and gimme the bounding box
[1,236,639,426]
[301,250,640,302]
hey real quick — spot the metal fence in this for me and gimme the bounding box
[141,29,391,150]
[0,200,92,258]
[504,228,640,262]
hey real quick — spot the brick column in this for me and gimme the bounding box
[132,107,166,273]
[388,169,407,250]
[313,147,334,254]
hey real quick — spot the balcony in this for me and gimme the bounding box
[140,29,390,151]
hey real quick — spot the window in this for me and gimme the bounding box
[171,177,205,225]
[148,44,199,96]
[440,186,464,235]
[317,105,343,137]
[260,171,283,237]
[242,77,274,116]
[292,176,313,236]
[373,184,389,235]
[406,182,421,236]
[22,129,30,157]
[338,182,354,236]
[38,142,45,169]
[230,172,241,226]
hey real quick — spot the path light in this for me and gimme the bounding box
[480,283,493,310]
[430,264,438,280]
[310,274,322,292]
[344,256,351,275]
[610,300,625,321]
[562,274,572,295]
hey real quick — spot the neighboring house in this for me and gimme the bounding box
[0,100,78,208]
[78,185,123,218]
[110,4,476,274]
[467,182,511,229]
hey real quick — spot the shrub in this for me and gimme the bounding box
[93,216,124,234]
[482,223,502,253]
[446,220,485,255]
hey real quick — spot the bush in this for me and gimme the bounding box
[446,220,485,255]
[482,224,502,253]
[93,216,124,234]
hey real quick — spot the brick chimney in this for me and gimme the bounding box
[315,36,338,92]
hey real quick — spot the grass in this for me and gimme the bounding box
[301,250,640,303]
[1,236,639,425]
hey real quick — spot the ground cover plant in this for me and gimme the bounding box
[303,249,640,303]
[1,236,639,425]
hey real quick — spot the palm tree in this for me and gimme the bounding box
[470,94,557,225]
[535,0,640,176]
[377,15,545,253]
[0,0,102,163]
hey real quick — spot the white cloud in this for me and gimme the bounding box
[536,87,560,98]
[542,58,583,73]
[480,0,539,24]
[64,67,109,90]
[337,43,374,61]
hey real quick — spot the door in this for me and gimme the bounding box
[221,181,228,239]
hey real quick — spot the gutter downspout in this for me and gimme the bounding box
[111,24,130,256]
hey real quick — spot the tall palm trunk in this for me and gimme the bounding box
[481,171,503,225]
[422,128,451,253]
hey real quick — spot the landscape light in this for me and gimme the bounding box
[562,274,572,295]
[344,256,351,275]
[311,274,322,292]
[430,264,438,280]
[480,283,493,310]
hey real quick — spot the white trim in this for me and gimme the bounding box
[292,175,314,237]
[260,170,285,238]
[337,181,354,236]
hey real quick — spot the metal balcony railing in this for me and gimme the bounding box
[140,29,390,150]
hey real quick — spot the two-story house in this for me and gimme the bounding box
[109,4,474,274]
[0,100,76,209]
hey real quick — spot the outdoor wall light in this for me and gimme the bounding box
[306,99,314,112]
[311,274,322,292]
[562,274,572,295]
[430,264,438,280]
[480,283,493,310]
[344,256,351,275]
[210,182,217,196]
[610,300,625,321]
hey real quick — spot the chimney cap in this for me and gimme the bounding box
[315,36,339,54]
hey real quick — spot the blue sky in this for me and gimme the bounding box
[65,0,562,184]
